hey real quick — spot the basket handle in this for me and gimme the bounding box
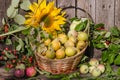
[62,6,94,23]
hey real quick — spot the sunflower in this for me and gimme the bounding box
[24,0,66,34]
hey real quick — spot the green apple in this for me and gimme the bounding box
[79,64,89,74]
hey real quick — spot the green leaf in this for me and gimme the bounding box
[110,27,120,37]
[117,68,120,75]
[14,14,26,25]
[16,39,24,51]
[95,43,105,49]
[20,0,31,11]
[22,28,31,35]
[75,20,88,31]
[108,44,119,51]
[108,53,116,64]
[69,17,79,22]
[0,26,28,37]
[94,23,104,28]
[102,51,108,62]
[104,32,111,38]
[7,6,18,18]
[4,51,16,59]
[5,39,12,45]
[11,0,20,7]
[114,55,120,65]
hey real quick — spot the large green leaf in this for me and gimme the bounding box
[20,0,31,11]
[114,55,120,65]
[11,0,20,7]
[14,14,26,25]
[7,6,18,18]
[110,27,120,37]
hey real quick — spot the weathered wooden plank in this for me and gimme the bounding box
[57,0,75,19]
[87,0,96,23]
[77,0,89,18]
[115,0,120,27]
[96,0,115,30]
[77,0,96,22]
[0,0,11,26]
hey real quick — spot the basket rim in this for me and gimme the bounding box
[36,42,88,61]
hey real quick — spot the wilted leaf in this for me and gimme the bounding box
[7,6,18,18]
[14,14,26,25]
[11,0,20,7]
[5,51,16,59]
[20,0,31,11]
[2,18,6,25]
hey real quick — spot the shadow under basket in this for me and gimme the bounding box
[35,44,88,74]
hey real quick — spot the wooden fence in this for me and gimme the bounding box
[0,0,120,30]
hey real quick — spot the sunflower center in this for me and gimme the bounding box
[41,15,53,28]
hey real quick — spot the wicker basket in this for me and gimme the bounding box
[35,43,88,74]
[34,6,92,74]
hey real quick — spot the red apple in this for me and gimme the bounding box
[26,67,37,77]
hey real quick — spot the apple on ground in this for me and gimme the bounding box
[97,64,105,73]
[89,58,99,66]
[91,68,101,77]
[26,66,37,77]
[79,64,89,74]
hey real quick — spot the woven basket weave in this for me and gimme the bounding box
[34,6,92,74]
[35,43,88,74]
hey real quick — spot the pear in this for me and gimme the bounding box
[56,47,65,59]
[51,38,61,51]
[45,48,55,59]
[58,33,68,44]
[76,40,86,50]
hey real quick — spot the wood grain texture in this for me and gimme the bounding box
[96,0,115,30]
[77,0,89,18]
[57,0,75,19]
[0,0,11,26]
[115,0,120,27]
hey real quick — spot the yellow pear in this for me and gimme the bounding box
[76,40,86,50]
[58,33,68,44]
[56,47,65,59]
[51,38,61,51]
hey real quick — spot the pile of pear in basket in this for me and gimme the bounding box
[35,18,90,74]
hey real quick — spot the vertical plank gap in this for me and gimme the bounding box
[75,0,77,17]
